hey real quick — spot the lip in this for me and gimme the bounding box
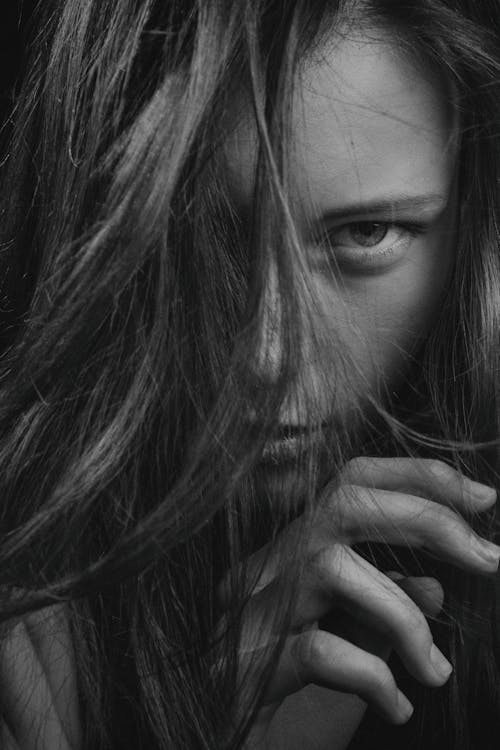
[260,422,327,466]
[261,435,305,465]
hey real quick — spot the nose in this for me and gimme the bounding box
[246,263,316,423]
[245,263,354,427]
[251,261,286,384]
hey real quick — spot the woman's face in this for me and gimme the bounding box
[225,29,456,432]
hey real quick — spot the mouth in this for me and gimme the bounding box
[260,422,328,466]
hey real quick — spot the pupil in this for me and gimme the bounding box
[350,222,387,246]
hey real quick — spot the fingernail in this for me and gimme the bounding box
[473,537,500,570]
[396,690,414,723]
[465,479,497,505]
[430,644,453,682]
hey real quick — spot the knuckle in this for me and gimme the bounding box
[438,501,457,520]
[441,506,467,534]
[423,503,465,537]
[395,602,432,649]
[416,500,454,529]
[343,456,370,481]
[413,500,472,554]
[292,630,328,678]
[307,546,344,588]
[426,459,456,485]
[317,487,345,531]
[364,655,395,696]
[320,486,362,540]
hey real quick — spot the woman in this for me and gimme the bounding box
[1,1,500,748]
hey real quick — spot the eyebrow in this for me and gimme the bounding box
[317,193,449,223]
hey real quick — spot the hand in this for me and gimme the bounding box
[0,605,81,750]
[220,458,499,741]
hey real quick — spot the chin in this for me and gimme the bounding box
[254,439,336,510]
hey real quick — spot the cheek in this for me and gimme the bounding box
[366,258,448,351]
[312,239,453,391]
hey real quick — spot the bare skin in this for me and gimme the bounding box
[225,28,457,426]
[0,606,80,749]
[222,27,497,750]
[236,458,498,749]
[1,461,496,750]
[0,25,495,750]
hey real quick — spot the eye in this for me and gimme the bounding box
[320,221,419,273]
[342,222,390,247]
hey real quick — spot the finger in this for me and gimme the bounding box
[0,620,74,750]
[219,464,499,607]
[341,457,496,512]
[264,629,414,724]
[328,485,500,574]
[249,546,452,687]
[385,573,444,618]
[320,574,444,661]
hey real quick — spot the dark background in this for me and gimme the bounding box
[0,1,37,129]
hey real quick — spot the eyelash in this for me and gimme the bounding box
[320,221,424,272]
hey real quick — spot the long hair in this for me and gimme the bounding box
[1,1,500,748]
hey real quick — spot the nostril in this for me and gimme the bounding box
[238,374,283,416]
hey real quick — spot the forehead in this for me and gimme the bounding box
[224,30,455,218]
